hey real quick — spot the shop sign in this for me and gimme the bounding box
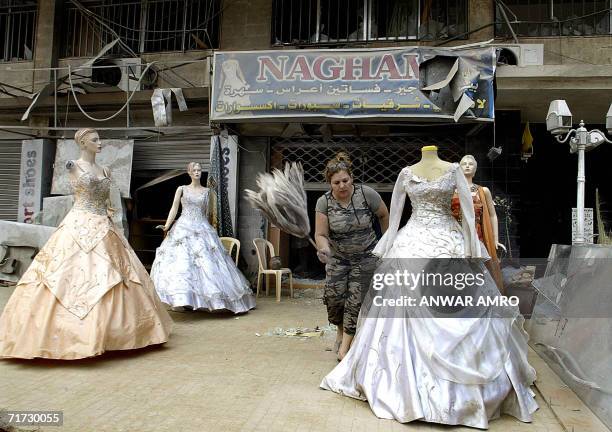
[17,140,45,224]
[211,47,496,122]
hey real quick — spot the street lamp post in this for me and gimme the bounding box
[546,100,612,245]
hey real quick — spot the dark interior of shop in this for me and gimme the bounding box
[128,172,202,269]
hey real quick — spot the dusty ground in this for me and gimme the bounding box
[0,287,567,432]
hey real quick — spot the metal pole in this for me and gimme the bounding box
[181,0,188,52]
[576,145,585,244]
[574,120,587,244]
[315,0,321,42]
[53,69,57,128]
[126,64,130,128]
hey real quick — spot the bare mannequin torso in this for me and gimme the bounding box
[409,145,454,180]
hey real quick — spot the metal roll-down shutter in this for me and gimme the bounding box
[0,141,22,221]
[132,132,213,173]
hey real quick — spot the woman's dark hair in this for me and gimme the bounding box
[323,152,353,183]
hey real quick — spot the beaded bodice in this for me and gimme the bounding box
[70,168,111,216]
[374,163,481,259]
[403,164,458,223]
[179,186,209,222]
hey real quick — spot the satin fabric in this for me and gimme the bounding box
[150,186,255,313]
[0,168,172,360]
[320,164,538,428]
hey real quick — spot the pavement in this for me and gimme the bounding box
[0,286,602,432]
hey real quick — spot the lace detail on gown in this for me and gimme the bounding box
[63,169,113,253]
[390,165,465,258]
[71,170,111,216]
[374,163,481,259]
[180,186,209,223]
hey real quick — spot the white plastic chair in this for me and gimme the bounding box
[220,237,240,265]
[252,238,293,302]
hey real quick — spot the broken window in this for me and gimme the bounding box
[271,0,467,45]
[496,0,611,36]
[0,0,37,62]
[61,0,221,58]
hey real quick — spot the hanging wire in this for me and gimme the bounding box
[67,62,156,122]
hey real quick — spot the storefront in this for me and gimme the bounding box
[210,46,518,279]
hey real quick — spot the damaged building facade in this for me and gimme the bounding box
[1,0,612,282]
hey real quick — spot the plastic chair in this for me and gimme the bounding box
[220,237,240,265]
[252,238,293,302]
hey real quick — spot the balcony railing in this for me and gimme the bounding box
[495,0,611,36]
[62,0,221,58]
[1,1,37,62]
[271,0,467,45]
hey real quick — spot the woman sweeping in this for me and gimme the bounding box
[315,153,389,360]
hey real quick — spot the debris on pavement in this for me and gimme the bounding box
[263,324,336,338]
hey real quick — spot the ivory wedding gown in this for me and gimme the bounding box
[150,186,255,313]
[0,164,172,359]
[320,163,538,429]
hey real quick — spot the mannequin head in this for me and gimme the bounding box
[459,155,477,179]
[187,162,202,181]
[324,152,354,200]
[74,128,101,154]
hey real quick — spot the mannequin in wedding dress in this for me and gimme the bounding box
[150,162,255,313]
[0,128,172,359]
[320,145,538,428]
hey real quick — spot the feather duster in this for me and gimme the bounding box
[245,162,318,249]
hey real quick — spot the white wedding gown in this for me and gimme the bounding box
[320,163,538,429]
[151,186,255,313]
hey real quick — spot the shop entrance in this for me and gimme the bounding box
[271,134,468,281]
[128,134,212,268]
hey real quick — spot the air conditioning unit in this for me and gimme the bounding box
[491,44,544,67]
[60,57,146,94]
[91,58,144,92]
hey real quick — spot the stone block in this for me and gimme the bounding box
[0,220,56,282]
[42,195,74,227]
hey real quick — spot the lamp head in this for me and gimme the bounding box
[546,100,573,136]
[606,102,612,135]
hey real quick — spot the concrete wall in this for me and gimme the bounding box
[219,0,273,50]
[237,136,268,280]
[518,37,612,65]
[0,63,35,100]
[215,0,611,68]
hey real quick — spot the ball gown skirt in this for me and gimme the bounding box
[150,186,255,313]
[320,164,538,429]
[0,170,172,360]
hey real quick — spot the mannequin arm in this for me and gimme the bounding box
[482,187,505,250]
[315,211,331,263]
[163,186,183,231]
[456,166,481,258]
